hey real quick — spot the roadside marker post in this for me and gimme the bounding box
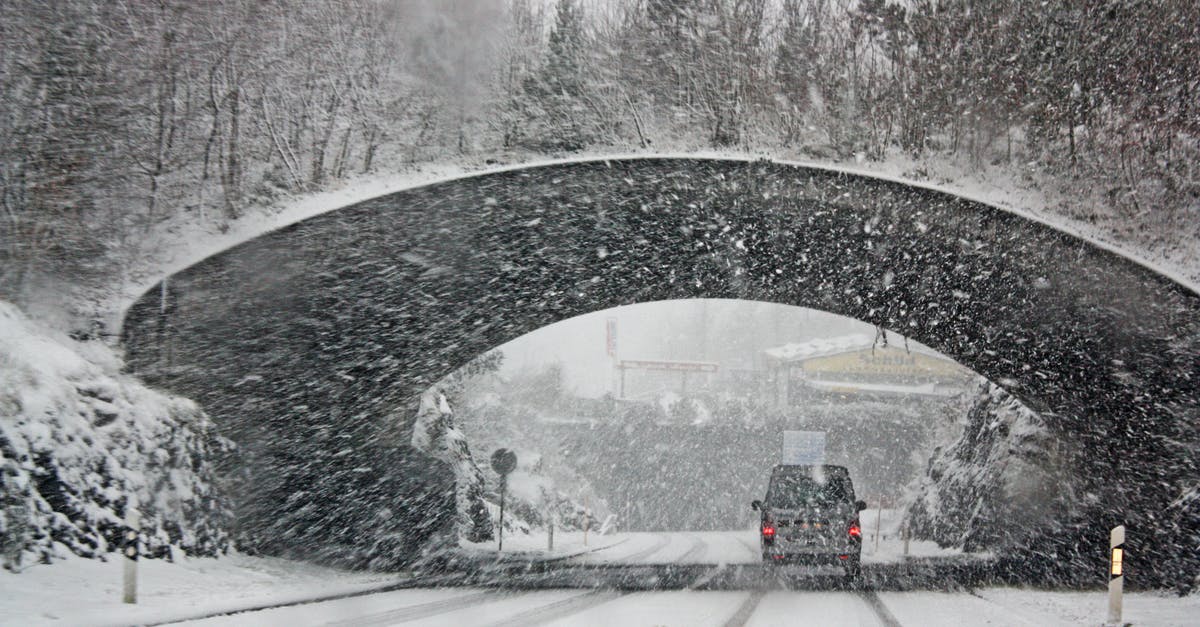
[122,508,139,604]
[1108,525,1125,625]
[874,503,882,553]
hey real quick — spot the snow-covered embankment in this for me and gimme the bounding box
[0,301,230,570]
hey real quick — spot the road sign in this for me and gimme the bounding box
[782,431,826,464]
[491,448,517,476]
[491,448,517,552]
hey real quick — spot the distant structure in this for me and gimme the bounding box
[762,333,973,407]
[615,358,719,401]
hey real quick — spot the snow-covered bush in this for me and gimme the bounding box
[410,389,493,543]
[0,302,230,571]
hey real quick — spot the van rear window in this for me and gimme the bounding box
[766,474,850,509]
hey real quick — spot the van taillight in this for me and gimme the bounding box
[848,523,862,538]
[762,525,776,538]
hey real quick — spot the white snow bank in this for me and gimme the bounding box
[880,588,1200,627]
[0,551,402,627]
[0,300,229,569]
[458,529,625,563]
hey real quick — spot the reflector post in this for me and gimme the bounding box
[1107,525,1125,625]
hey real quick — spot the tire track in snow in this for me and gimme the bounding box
[676,534,709,563]
[734,535,761,560]
[579,533,671,564]
[483,589,625,627]
[321,590,502,627]
[624,533,674,563]
[857,589,903,627]
[721,589,767,627]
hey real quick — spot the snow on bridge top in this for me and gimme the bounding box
[116,153,1199,330]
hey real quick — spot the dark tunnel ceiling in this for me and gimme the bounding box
[122,157,1199,554]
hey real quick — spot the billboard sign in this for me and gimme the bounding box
[782,430,826,465]
[619,359,718,372]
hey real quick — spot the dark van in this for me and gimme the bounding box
[751,464,866,577]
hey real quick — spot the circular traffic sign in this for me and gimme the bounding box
[491,448,517,476]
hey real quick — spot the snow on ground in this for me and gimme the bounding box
[746,591,887,626]
[169,584,1199,627]
[880,588,1200,627]
[975,587,1200,627]
[549,590,748,627]
[0,552,404,627]
[459,529,626,562]
[5,532,1194,626]
[463,528,960,567]
[859,508,965,564]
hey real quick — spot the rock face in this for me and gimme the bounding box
[410,390,493,543]
[0,302,229,570]
[906,379,1063,552]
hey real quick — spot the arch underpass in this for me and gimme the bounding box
[122,157,1199,584]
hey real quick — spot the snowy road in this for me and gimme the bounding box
[561,531,749,565]
[171,584,1196,626]
[151,532,1199,626]
[4,541,1194,626]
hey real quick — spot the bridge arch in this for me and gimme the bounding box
[123,157,1199,581]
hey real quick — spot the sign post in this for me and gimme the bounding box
[1108,525,1125,625]
[490,448,517,552]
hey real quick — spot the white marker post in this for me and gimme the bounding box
[122,508,140,604]
[873,500,883,553]
[1108,525,1125,625]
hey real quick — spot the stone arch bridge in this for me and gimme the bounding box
[123,157,1199,584]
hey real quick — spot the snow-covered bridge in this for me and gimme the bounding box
[121,157,1200,584]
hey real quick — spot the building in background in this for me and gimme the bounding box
[763,333,973,409]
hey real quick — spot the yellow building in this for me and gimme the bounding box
[764,334,973,407]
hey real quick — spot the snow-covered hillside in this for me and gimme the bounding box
[0,302,230,570]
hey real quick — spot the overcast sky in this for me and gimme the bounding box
[497,299,878,397]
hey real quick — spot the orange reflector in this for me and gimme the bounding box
[1111,548,1123,576]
